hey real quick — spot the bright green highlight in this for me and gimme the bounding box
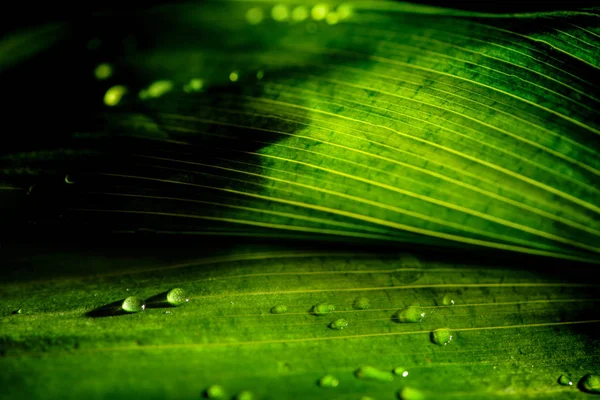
[270,304,287,314]
[121,297,145,313]
[291,6,309,22]
[229,71,239,82]
[393,367,408,377]
[235,390,253,400]
[103,85,127,106]
[205,384,225,398]
[354,365,394,382]
[246,7,264,25]
[318,374,339,388]
[394,306,425,323]
[166,288,188,306]
[581,374,600,393]
[325,12,339,25]
[336,4,353,19]
[431,328,453,346]
[271,4,289,22]
[94,63,113,80]
[311,302,335,315]
[398,387,425,400]
[311,4,328,21]
[183,78,204,93]
[139,80,173,100]
[329,318,348,330]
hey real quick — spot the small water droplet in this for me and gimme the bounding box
[353,296,370,310]
[164,311,171,315]
[442,295,455,306]
[12,309,23,315]
[235,390,253,400]
[329,318,348,330]
[354,365,394,382]
[393,367,409,377]
[183,78,204,93]
[270,305,288,314]
[558,374,572,386]
[311,4,329,20]
[139,80,173,100]
[311,302,335,315]
[104,85,128,106]
[246,7,264,25]
[291,5,309,22]
[166,288,189,306]
[229,71,239,82]
[318,374,339,388]
[398,387,424,400]
[94,63,113,80]
[271,4,289,21]
[394,306,425,323]
[431,328,453,346]
[205,384,225,399]
[121,296,145,313]
[581,373,600,393]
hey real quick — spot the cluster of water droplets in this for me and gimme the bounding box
[245,3,353,26]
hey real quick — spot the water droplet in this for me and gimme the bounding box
[311,4,329,20]
[104,85,127,106]
[235,390,253,400]
[256,70,264,80]
[271,4,289,21]
[325,12,339,25]
[121,296,145,313]
[64,174,74,184]
[166,288,189,306]
[139,80,173,100]
[360,397,375,400]
[246,7,264,25]
[94,63,113,80]
[581,373,600,393]
[318,374,339,388]
[353,296,370,310]
[291,6,309,22]
[329,318,348,330]
[393,367,409,377]
[205,384,225,399]
[336,4,353,19]
[229,71,239,82]
[12,309,23,315]
[431,328,453,346]
[270,305,288,314]
[442,295,455,306]
[398,387,425,400]
[354,365,394,382]
[183,78,204,93]
[394,306,425,323]
[558,374,572,386]
[164,311,171,315]
[311,302,335,315]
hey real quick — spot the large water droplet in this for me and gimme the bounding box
[354,365,394,382]
[311,4,329,21]
[311,302,335,316]
[104,85,127,106]
[398,387,425,400]
[442,295,455,306]
[353,296,370,310]
[229,71,239,82]
[122,296,145,313]
[581,373,600,393]
[329,318,348,330]
[205,384,225,399]
[270,305,288,314]
[235,390,253,400]
[318,374,339,388]
[558,374,573,386]
[393,367,409,377]
[394,306,425,323]
[431,328,453,346]
[167,288,189,306]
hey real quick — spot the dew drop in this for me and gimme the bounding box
[183,78,204,93]
[139,80,173,100]
[235,390,253,400]
[353,296,370,310]
[270,305,288,314]
[318,374,339,388]
[442,295,455,306]
[354,365,394,382]
[167,288,189,306]
[291,5,309,22]
[311,4,329,20]
[329,318,348,330]
[311,302,335,315]
[394,306,425,323]
[393,367,409,377]
[205,384,225,399]
[229,71,239,82]
[12,309,23,315]
[398,387,424,400]
[246,7,264,25]
[271,4,289,21]
[121,296,145,313]
[581,373,600,393]
[103,85,127,106]
[431,328,453,346]
[94,63,113,80]
[558,374,572,386]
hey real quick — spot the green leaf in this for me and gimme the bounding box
[1,1,600,399]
